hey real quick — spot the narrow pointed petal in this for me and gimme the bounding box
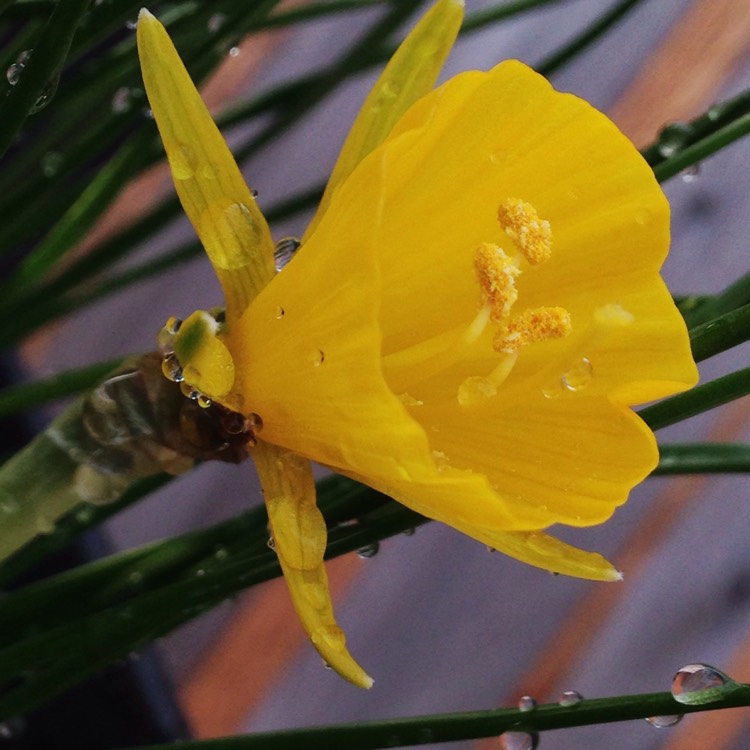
[253,442,373,689]
[137,10,275,320]
[304,0,464,240]
[466,525,622,581]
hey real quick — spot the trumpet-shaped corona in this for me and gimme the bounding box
[137,0,698,688]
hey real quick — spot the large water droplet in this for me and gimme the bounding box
[558,690,583,707]
[645,714,683,728]
[498,731,538,750]
[517,695,537,712]
[671,663,737,705]
[161,353,184,382]
[680,164,700,183]
[562,357,592,392]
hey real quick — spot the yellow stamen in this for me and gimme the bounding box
[493,306,571,354]
[497,198,551,265]
[473,242,519,322]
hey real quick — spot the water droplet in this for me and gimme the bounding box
[128,571,143,587]
[489,150,507,166]
[170,142,197,180]
[228,45,240,57]
[646,714,683,728]
[30,75,58,113]
[35,512,55,535]
[680,163,700,183]
[457,375,497,406]
[214,545,229,561]
[6,63,23,86]
[142,107,154,119]
[657,122,692,158]
[207,13,227,33]
[0,497,19,515]
[594,303,634,327]
[634,207,652,226]
[195,568,206,577]
[267,536,276,550]
[562,357,592,392]
[274,236,301,270]
[0,717,25,739]
[517,695,537,712]
[671,663,737,705]
[161,353,184,382]
[558,690,583,707]
[402,527,417,537]
[309,349,325,367]
[157,316,182,353]
[41,150,63,177]
[111,86,134,113]
[274,305,285,319]
[357,542,380,559]
[541,379,563,399]
[125,19,137,30]
[707,104,722,121]
[499,731,538,750]
[311,624,346,651]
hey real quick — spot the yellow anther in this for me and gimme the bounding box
[493,306,571,354]
[497,198,551,265]
[473,242,520,322]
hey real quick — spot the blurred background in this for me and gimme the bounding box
[18,0,750,747]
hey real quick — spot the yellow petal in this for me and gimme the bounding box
[463,525,622,582]
[253,442,372,689]
[304,0,464,240]
[354,60,696,401]
[137,9,275,320]
[172,310,235,399]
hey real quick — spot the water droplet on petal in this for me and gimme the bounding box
[671,663,737,705]
[274,306,285,319]
[309,349,325,367]
[267,536,276,550]
[228,45,240,57]
[634,207,652,226]
[517,695,537,712]
[161,353,184,382]
[562,357,592,392]
[594,303,634,327]
[274,236,301,270]
[457,375,497,406]
[498,731,538,750]
[558,690,583,707]
[311,624,346,652]
[170,142,197,180]
[646,714,683,728]
[357,542,379,559]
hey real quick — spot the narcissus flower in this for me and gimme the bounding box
[137,0,697,688]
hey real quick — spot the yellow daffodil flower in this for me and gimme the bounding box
[137,0,697,688]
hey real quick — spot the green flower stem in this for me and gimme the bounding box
[0,0,90,159]
[681,273,750,329]
[689,303,750,362]
[0,474,172,589]
[655,443,750,475]
[118,687,750,750]
[653,111,750,183]
[639,367,750,431]
[0,481,404,718]
[536,0,645,77]
[0,356,123,418]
